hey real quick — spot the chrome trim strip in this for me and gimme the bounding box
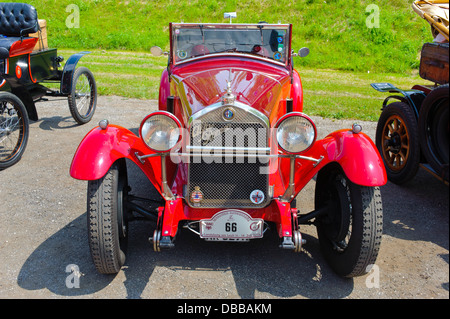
[136,151,323,163]
[187,145,270,153]
[177,153,323,162]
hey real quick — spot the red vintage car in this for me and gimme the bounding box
[70,18,387,277]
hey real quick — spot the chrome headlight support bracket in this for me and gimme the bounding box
[279,154,324,202]
[135,152,175,200]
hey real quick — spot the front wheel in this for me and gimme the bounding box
[0,92,29,170]
[87,160,129,274]
[68,67,97,125]
[375,102,420,184]
[315,166,383,277]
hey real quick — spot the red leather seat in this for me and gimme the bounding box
[191,44,210,57]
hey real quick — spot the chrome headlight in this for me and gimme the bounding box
[140,111,182,152]
[275,113,316,154]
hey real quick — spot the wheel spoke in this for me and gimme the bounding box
[387,122,395,134]
[401,142,409,151]
[392,118,399,132]
[388,153,395,166]
[75,75,91,116]
[0,102,24,162]
[381,114,411,170]
[395,154,402,167]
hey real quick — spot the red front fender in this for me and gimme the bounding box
[320,129,387,186]
[290,129,387,196]
[70,125,163,192]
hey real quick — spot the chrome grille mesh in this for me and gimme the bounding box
[190,122,266,149]
[187,104,270,208]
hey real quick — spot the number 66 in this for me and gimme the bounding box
[225,222,237,232]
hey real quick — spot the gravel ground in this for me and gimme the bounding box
[0,95,448,300]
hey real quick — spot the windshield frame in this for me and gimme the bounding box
[169,23,292,67]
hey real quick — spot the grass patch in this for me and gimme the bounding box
[26,0,433,74]
[31,0,433,121]
[57,49,430,121]
[59,49,166,99]
[299,68,429,121]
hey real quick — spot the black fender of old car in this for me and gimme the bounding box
[370,82,427,119]
[59,51,92,95]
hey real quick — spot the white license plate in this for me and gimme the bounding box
[200,209,264,240]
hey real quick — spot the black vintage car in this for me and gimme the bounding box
[0,2,97,169]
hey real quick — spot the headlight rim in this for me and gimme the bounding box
[275,112,317,154]
[139,111,182,153]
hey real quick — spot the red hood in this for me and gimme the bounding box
[170,57,291,124]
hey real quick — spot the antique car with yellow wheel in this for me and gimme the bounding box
[372,0,448,185]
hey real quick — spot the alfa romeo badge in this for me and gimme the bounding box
[250,189,265,205]
[223,107,235,121]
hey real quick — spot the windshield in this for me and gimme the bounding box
[171,23,291,65]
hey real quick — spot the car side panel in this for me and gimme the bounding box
[290,69,303,112]
[158,68,170,111]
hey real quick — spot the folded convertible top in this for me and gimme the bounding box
[412,0,449,42]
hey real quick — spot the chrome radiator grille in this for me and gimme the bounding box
[187,103,270,208]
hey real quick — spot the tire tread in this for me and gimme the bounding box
[87,164,123,274]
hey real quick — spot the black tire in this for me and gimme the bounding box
[315,166,383,278]
[68,67,97,125]
[87,161,129,274]
[418,84,449,181]
[0,92,29,170]
[375,102,420,184]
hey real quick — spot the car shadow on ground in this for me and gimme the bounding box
[37,115,79,131]
[16,212,354,298]
[380,168,449,293]
[380,169,449,250]
[16,155,449,299]
[17,160,355,299]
